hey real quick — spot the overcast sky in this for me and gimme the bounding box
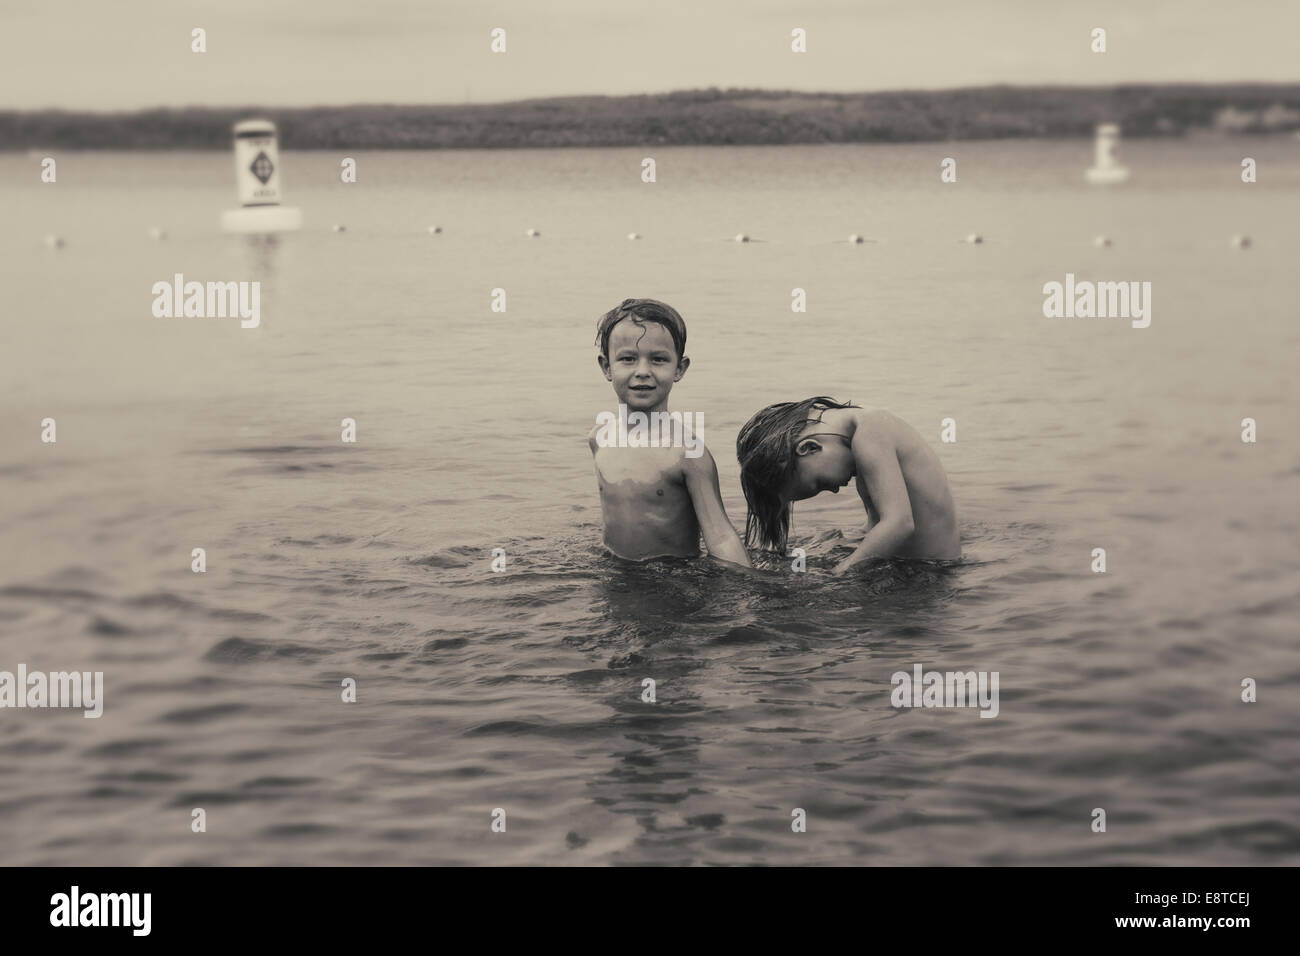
[3,0,1297,110]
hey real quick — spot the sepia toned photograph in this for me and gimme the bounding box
[1,0,1297,903]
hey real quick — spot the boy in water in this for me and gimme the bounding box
[736,398,959,574]
[589,298,750,567]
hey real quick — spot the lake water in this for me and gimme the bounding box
[1,140,1298,865]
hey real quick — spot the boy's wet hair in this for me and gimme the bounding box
[736,396,858,552]
[595,298,687,361]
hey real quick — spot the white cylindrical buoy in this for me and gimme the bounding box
[734,233,750,243]
[964,233,983,244]
[627,232,641,240]
[332,224,346,233]
[848,234,864,244]
[43,234,64,249]
[526,228,540,238]
[1230,234,1252,249]
[234,119,283,207]
[1085,123,1130,185]
[428,225,442,235]
[220,119,303,233]
[148,226,167,240]
[1094,235,1112,247]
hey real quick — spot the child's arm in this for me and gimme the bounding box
[683,448,752,568]
[831,430,915,574]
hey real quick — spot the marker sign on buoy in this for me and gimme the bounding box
[236,120,282,205]
[1085,123,1130,185]
[221,119,302,233]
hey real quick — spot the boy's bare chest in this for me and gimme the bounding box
[593,446,684,488]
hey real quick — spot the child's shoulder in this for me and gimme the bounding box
[851,407,903,430]
[845,408,914,448]
[679,437,717,471]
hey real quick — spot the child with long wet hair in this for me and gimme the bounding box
[736,398,960,574]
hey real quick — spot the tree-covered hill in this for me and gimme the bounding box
[4,85,1299,150]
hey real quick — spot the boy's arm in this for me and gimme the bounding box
[682,447,752,568]
[831,430,915,574]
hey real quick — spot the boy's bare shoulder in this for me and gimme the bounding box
[679,440,718,476]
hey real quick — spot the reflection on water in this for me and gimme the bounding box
[240,233,281,280]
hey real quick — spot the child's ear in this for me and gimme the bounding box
[673,355,691,381]
[794,438,821,457]
[596,353,612,381]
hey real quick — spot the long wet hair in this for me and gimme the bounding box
[736,397,859,552]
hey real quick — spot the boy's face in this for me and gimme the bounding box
[785,433,855,501]
[597,318,688,410]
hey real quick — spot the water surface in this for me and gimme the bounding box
[1,140,1298,864]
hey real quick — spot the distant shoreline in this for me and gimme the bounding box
[4,85,1299,150]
